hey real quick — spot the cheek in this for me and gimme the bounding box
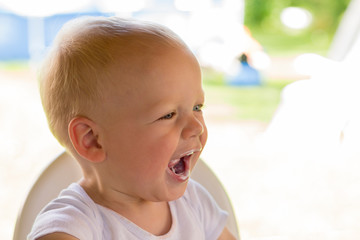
[134,129,180,167]
[146,133,179,160]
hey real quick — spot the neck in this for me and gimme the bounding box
[79,178,172,236]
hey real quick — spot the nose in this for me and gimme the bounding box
[181,113,205,139]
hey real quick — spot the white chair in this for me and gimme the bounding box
[13,151,240,239]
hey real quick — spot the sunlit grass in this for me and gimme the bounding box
[203,68,292,122]
[0,61,29,71]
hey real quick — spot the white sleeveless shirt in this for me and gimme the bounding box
[28,179,228,240]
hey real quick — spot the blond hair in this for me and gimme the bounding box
[40,16,187,148]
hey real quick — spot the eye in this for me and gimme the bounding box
[193,104,204,112]
[159,112,176,120]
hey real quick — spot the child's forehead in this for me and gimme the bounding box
[114,33,186,55]
[106,44,199,92]
[110,39,191,73]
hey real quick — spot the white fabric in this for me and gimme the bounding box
[28,179,228,240]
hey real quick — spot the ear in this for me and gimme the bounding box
[68,117,106,163]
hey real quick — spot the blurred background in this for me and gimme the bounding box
[1,0,360,239]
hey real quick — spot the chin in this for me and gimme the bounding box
[151,182,188,202]
[167,182,189,201]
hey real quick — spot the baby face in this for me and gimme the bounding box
[97,45,207,202]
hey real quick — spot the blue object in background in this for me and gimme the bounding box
[0,10,112,61]
[226,54,261,86]
[0,11,29,60]
[44,12,112,47]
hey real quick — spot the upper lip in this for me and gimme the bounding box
[173,147,202,160]
[168,147,202,167]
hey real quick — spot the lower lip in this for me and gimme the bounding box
[167,168,190,182]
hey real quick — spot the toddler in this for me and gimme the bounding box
[28,16,236,240]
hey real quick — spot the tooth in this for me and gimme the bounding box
[186,151,194,156]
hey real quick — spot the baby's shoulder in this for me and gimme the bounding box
[28,183,103,240]
[45,183,98,215]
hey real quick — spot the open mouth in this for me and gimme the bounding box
[169,156,187,175]
[167,150,199,181]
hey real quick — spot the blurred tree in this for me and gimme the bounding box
[290,0,350,32]
[244,0,273,27]
[245,0,350,32]
[244,0,351,55]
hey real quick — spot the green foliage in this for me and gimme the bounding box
[245,0,274,27]
[245,0,350,32]
[244,0,351,55]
